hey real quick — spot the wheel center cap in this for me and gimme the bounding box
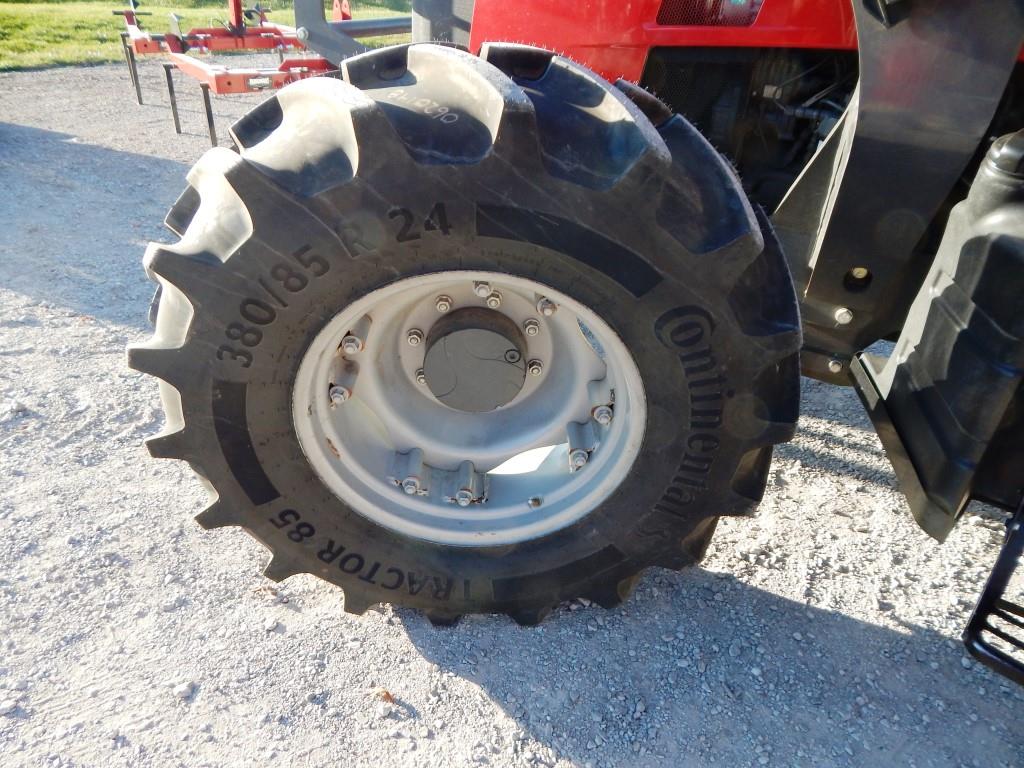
[422,308,528,412]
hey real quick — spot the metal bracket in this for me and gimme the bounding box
[861,0,909,28]
[294,0,412,65]
[119,32,143,105]
[963,502,1024,686]
[200,82,217,146]
[162,63,181,135]
[772,0,1024,383]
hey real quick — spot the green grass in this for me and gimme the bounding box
[0,1,410,71]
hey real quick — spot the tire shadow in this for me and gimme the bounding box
[400,568,1024,767]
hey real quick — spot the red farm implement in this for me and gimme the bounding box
[114,0,410,143]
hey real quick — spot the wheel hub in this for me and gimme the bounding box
[422,308,527,412]
[292,271,647,546]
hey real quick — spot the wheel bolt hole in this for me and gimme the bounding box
[843,267,873,293]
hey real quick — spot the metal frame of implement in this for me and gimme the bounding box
[115,0,410,144]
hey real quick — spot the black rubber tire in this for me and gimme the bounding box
[129,43,801,625]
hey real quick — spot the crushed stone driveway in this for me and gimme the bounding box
[1,61,1022,768]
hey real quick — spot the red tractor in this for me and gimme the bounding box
[129,0,1024,683]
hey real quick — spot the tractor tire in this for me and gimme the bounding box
[129,43,800,625]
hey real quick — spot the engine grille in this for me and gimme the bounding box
[656,0,764,26]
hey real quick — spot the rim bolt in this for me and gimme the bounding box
[569,449,589,470]
[402,477,421,495]
[454,489,474,507]
[473,281,492,298]
[536,297,558,317]
[827,358,844,374]
[834,307,854,325]
[523,318,540,337]
[592,405,613,426]
[415,368,427,385]
[485,291,502,309]
[328,385,350,405]
[527,359,543,377]
[340,334,363,355]
[435,295,453,313]
[406,328,424,346]
[527,496,542,509]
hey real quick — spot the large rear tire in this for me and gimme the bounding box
[128,43,800,625]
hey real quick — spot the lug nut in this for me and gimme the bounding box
[435,295,453,313]
[415,368,426,385]
[454,489,474,507]
[523,318,540,337]
[592,405,613,426]
[402,477,421,495]
[473,281,492,298]
[834,307,854,325]
[527,359,543,376]
[827,358,844,374]
[485,291,502,309]
[569,449,589,470]
[406,328,424,346]
[536,297,558,317]
[340,334,363,355]
[328,385,350,405]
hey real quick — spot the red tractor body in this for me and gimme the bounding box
[472,0,854,83]
[470,0,1023,83]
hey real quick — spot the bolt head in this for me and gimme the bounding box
[527,496,543,509]
[827,358,844,374]
[435,295,453,313]
[415,368,427,385]
[527,359,543,377]
[473,282,492,298]
[341,335,363,355]
[454,489,474,507]
[296,26,309,41]
[402,477,420,495]
[523,319,540,337]
[592,405,613,426]
[406,328,424,346]
[328,385,350,405]
[536,298,557,317]
[569,449,589,469]
[485,292,502,309]
[834,307,854,325]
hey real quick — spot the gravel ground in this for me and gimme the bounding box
[1,60,1023,768]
